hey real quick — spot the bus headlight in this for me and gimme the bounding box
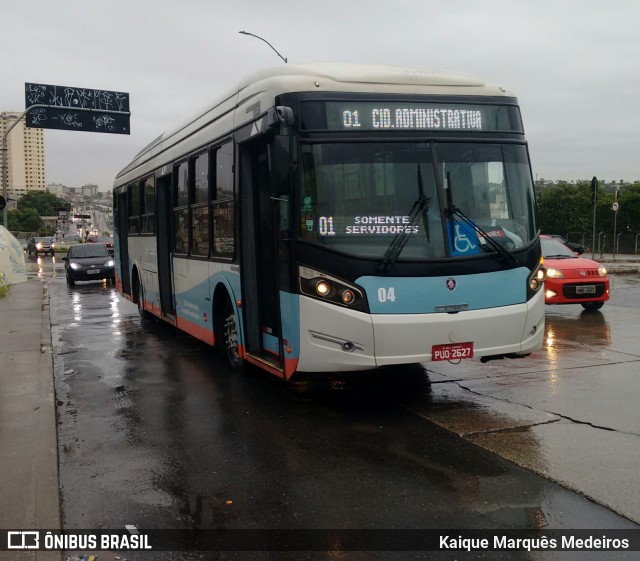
[314,279,331,297]
[527,259,545,298]
[299,266,369,312]
[341,289,356,305]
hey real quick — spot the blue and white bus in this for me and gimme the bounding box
[113,63,545,380]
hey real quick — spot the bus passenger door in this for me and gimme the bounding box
[240,139,284,371]
[116,191,131,295]
[156,173,176,317]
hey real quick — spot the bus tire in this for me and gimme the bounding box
[222,300,244,372]
[137,278,153,322]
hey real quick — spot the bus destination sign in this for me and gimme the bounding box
[336,103,483,131]
[301,101,522,133]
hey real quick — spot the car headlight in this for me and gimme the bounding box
[36,243,43,249]
[106,260,115,267]
[598,265,607,277]
[69,262,81,270]
[545,267,564,279]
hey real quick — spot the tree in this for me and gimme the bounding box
[618,184,640,232]
[535,180,640,253]
[17,191,66,216]
[536,182,592,234]
[7,208,42,232]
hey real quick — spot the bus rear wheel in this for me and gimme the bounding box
[222,302,244,372]
[137,280,153,322]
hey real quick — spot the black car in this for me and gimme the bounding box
[549,235,584,255]
[63,243,115,286]
[86,235,115,255]
[27,236,56,257]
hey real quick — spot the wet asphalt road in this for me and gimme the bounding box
[41,261,640,560]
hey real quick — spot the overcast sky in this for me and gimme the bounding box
[2,0,639,190]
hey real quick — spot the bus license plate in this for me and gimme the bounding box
[87,269,101,275]
[432,342,474,361]
[576,285,596,294]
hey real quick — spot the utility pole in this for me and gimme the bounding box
[612,186,620,259]
[591,176,598,260]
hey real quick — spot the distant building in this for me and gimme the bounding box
[0,111,45,201]
[81,184,99,198]
[46,182,69,197]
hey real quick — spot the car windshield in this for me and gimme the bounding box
[70,244,109,258]
[541,237,578,258]
[299,142,536,259]
[35,237,52,243]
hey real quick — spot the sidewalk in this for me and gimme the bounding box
[0,278,61,560]
[596,253,640,274]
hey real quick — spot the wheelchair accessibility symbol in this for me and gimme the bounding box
[453,224,477,253]
[450,223,479,256]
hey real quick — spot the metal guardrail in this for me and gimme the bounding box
[565,231,639,255]
[10,231,38,240]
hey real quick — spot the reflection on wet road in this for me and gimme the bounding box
[425,275,640,526]
[47,273,639,560]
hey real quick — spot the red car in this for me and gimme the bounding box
[541,235,609,310]
[86,235,114,255]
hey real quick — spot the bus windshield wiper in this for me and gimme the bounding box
[444,172,518,265]
[379,165,430,273]
[446,205,518,265]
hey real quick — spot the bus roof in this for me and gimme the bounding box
[115,63,514,185]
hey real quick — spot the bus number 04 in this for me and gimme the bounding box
[378,287,396,303]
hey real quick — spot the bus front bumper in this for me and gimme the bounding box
[296,291,544,372]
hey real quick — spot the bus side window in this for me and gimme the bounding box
[190,152,209,257]
[141,176,155,234]
[173,161,189,254]
[128,182,140,234]
[212,142,234,259]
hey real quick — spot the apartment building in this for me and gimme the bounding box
[1,111,45,201]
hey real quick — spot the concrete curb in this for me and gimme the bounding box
[0,279,62,560]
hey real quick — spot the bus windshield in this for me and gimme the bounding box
[299,142,536,259]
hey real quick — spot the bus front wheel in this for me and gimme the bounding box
[222,302,245,372]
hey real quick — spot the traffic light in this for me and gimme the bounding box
[591,176,598,205]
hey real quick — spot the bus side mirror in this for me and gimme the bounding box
[268,106,295,128]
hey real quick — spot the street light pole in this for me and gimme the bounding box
[3,106,53,227]
[590,176,598,260]
[238,31,288,63]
